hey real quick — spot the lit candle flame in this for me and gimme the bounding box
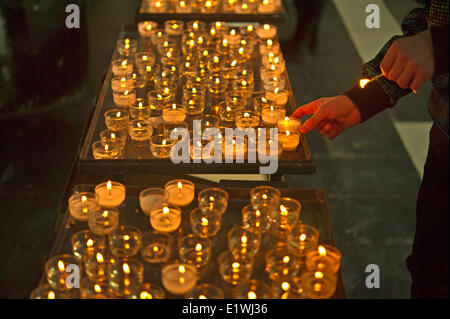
[162,206,170,215]
[264,24,270,30]
[281,282,290,291]
[123,263,130,274]
[199,294,207,299]
[96,252,104,263]
[318,245,327,256]
[280,205,288,216]
[248,291,257,299]
[241,235,248,244]
[86,239,94,247]
[140,291,153,299]
[360,79,370,88]
[232,262,240,269]
[57,260,65,272]
[94,284,102,293]
[315,271,324,279]
[102,210,109,217]
[283,256,290,263]
[178,265,186,273]
[48,291,55,299]
[195,243,202,251]
[300,234,307,241]
[201,217,208,226]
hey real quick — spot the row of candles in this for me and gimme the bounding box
[143,0,282,14]
[31,181,341,299]
[93,20,301,160]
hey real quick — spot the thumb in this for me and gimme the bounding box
[299,108,327,134]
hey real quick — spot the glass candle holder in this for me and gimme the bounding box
[264,75,286,91]
[134,52,156,71]
[207,75,228,95]
[149,0,168,12]
[223,135,248,161]
[279,130,300,151]
[271,277,307,299]
[92,140,121,160]
[250,185,281,212]
[111,75,134,93]
[138,21,158,38]
[182,95,205,118]
[265,248,301,281]
[228,226,261,259]
[148,90,174,111]
[288,224,320,257]
[300,271,337,299]
[108,258,144,297]
[163,122,189,141]
[117,38,138,57]
[141,231,173,264]
[258,0,275,13]
[71,230,106,260]
[162,104,187,124]
[150,29,166,46]
[128,119,153,143]
[187,283,224,299]
[256,24,277,40]
[137,283,166,299]
[271,197,302,233]
[257,137,283,159]
[95,181,126,208]
[242,204,271,233]
[80,277,115,299]
[261,105,286,126]
[190,139,215,161]
[235,0,255,14]
[129,101,152,120]
[190,207,222,238]
[83,251,113,282]
[253,95,270,114]
[198,188,229,215]
[186,20,206,33]
[111,58,133,77]
[277,116,301,133]
[68,192,100,222]
[104,109,129,132]
[162,264,198,296]
[164,20,184,36]
[235,110,259,129]
[305,245,341,274]
[30,283,76,299]
[175,0,192,13]
[150,204,182,233]
[232,279,272,299]
[179,234,212,268]
[218,251,253,285]
[259,39,280,57]
[165,179,195,207]
[200,0,219,13]
[265,88,289,107]
[109,225,143,258]
[139,188,169,216]
[100,129,127,153]
[88,208,120,235]
[45,254,80,289]
[150,134,174,158]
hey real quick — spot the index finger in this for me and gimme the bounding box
[291,98,330,119]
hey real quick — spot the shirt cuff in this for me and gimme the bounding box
[430,25,449,77]
[342,81,394,123]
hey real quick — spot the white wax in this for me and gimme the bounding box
[166,184,194,207]
[140,194,168,216]
[95,186,125,208]
[162,264,197,295]
[163,109,186,124]
[279,133,300,151]
[261,109,286,125]
[277,117,301,132]
[265,91,288,106]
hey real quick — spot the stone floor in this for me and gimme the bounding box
[0,0,430,298]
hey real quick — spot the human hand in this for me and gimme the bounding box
[380,29,434,91]
[291,95,361,139]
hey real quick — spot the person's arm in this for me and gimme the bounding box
[343,3,430,123]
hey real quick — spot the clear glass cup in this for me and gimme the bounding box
[108,225,143,258]
[218,251,253,285]
[190,207,222,238]
[228,226,261,259]
[300,270,338,299]
[271,277,307,299]
[83,250,114,282]
[150,204,182,233]
[150,134,175,158]
[134,52,156,71]
[242,204,271,233]
[104,109,129,131]
[235,110,259,129]
[80,277,115,299]
[30,283,77,299]
[100,129,127,151]
[116,38,138,57]
[141,231,173,264]
[198,188,229,215]
[265,248,301,281]
[92,140,120,160]
[45,254,80,290]
[71,230,106,260]
[162,104,187,124]
[88,208,120,235]
[108,258,144,297]
[137,283,166,299]
[111,75,134,93]
[305,245,341,274]
[178,234,212,268]
[288,224,319,257]
[128,119,153,143]
[139,187,169,216]
[270,197,302,233]
[250,185,281,212]
[68,191,100,222]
